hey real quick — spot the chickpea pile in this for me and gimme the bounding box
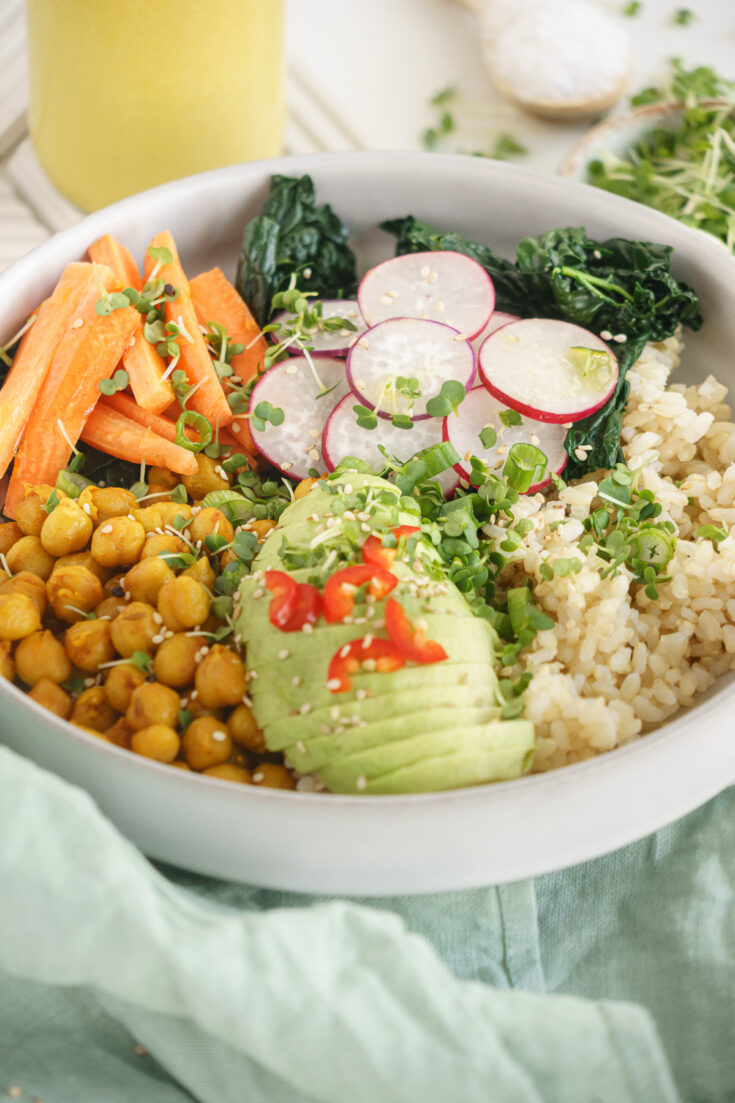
[0,457,316,791]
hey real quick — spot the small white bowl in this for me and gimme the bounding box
[2,151,735,894]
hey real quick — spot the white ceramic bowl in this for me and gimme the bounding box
[2,152,735,895]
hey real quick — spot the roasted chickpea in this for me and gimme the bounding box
[157,576,210,632]
[187,695,223,721]
[0,520,22,554]
[105,717,134,750]
[182,716,232,770]
[182,454,229,500]
[140,534,188,561]
[146,484,173,502]
[103,573,127,597]
[133,502,192,534]
[110,601,159,657]
[0,640,14,681]
[195,645,247,709]
[170,760,191,771]
[29,677,72,719]
[0,569,8,586]
[64,618,115,672]
[148,467,179,490]
[131,724,180,762]
[153,633,200,687]
[293,477,318,501]
[228,702,266,753]
[251,763,296,790]
[95,596,128,620]
[104,662,147,713]
[55,551,111,583]
[0,571,47,615]
[219,549,239,570]
[124,556,175,605]
[181,556,216,590]
[15,484,58,536]
[40,497,93,557]
[46,565,103,623]
[188,508,234,547]
[245,519,277,542]
[91,517,146,568]
[204,763,251,784]
[0,592,41,640]
[71,687,118,732]
[14,630,71,686]
[5,535,56,580]
[126,681,180,731]
[79,486,137,524]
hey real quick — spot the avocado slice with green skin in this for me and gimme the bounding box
[235,472,536,794]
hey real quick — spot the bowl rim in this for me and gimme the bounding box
[2,149,735,822]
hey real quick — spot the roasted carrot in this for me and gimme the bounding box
[88,234,143,292]
[89,234,174,414]
[144,231,233,429]
[0,262,97,482]
[190,267,268,383]
[101,392,177,442]
[80,404,197,476]
[5,266,139,518]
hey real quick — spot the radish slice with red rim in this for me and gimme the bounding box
[247,355,349,480]
[471,311,519,355]
[323,394,459,495]
[358,251,495,339]
[270,299,366,357]
[442,386,568,492]
[478,318,617,424]
[346,318,475,421]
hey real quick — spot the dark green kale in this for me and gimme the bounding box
[236,174,358,327]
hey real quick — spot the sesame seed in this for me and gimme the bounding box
[434,299,444,313]
[593,249,602,259]
[362,634,374,649]
[8,1087,22,1098]
[330,705,341,720]
[362,658,377,672]
[360,522,371,533]
[152,612,163,624]
[292,675,302,686]
[299,703,312,715]
[496,445,507,455]
[453,332,468,342]
[302,622,314,634]
[190,690,198,699]
[356,688,368,700]
[600,330,613,340]
[613,333,627,344]
[252,589,264,599]
[530,433,540,446]
[296,740,307,754]
[464,450,472,462]
[420,265,430,277]
[83,677,95,688]
[379,295,393,305]
[81,502,91,515]
[231,423,242,434]
[211,730,228,742]
[100,524,113,534]
[285,364,299,375]
[356,775,367,790]
[253,771,265,782]
[308,428,320,439]
[358,337,370,351]
[307,448,320,462]
[562,422,573,429]
[278,648,290,660]
[574,447,587,461]
[151,633,164,645]
[71,317,84,329]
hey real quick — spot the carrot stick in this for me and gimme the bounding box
[0,262,97,482]
[89,234,174,414]
[5,266,139,517]
[189,267,268,383]
[100,392,177,442]
[88,234,143,292]
[81,404,197,476]
[144,231,233,429]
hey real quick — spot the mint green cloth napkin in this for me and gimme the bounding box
[0,744,732,1103]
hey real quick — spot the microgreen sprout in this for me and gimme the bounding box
[251,401,285,433]
[479,426,498,449]
[499,409,523,428]
[425,380,466,418]
[98,368,130,397]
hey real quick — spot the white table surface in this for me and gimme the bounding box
[1,0,733,270]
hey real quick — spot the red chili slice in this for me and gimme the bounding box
[385,598,448,665]
[265,571,322,632]
[264,570,299,629]
[323,564,397,623]
[361,526,420,571]
[327,637,405,693]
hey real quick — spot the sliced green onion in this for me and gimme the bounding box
[629,526,675,567]
[506,587,531,636]
[412,442,461,478]
[56,468,94,499]
[331,456,376,476]
[175,410,212,453]
[503,443,547,492]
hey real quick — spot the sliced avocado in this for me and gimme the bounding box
[236,472,536,793]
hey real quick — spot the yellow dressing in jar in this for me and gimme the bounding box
[26,0,285,211]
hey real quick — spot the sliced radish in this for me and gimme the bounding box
[443,386,567,492]
[478,318,617,424]
[323,394,459,495]
[247,355,348,480]
[347,318,475,422]
[358,251,494,339]
[471,311,519,355]
[271,299,366,357]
